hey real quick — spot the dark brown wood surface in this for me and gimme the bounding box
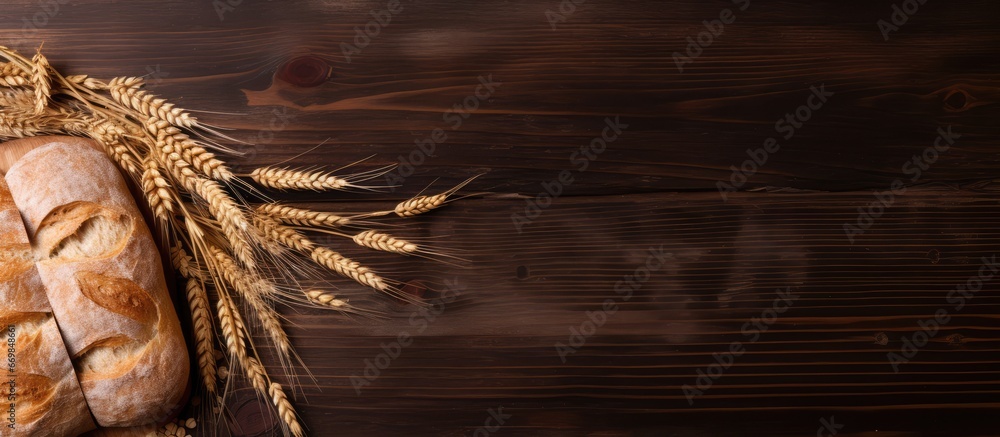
[3,0,1000,436]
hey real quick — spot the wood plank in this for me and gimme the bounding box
[206,189,1000,436]
[2,0,999,196]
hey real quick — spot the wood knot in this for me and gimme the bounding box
[278,56,331,88]
[228,388,280,436]
[943,89,971,112]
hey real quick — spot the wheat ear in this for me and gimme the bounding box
[149,123,255,268]
[29,51,50,115]
[352,230,418,254]
[108,76,198,128]
[172,246,218,394]
[244,357,305,437]
[216,292,249,368]
[146,118,233,180]
[185,278,218,394]
[141,158,177,223]
[248,165,392,192]
[249,166,352,191]
[254,216,390,293]
[394,174,481,217]
[170,245,206,281]
[304,290,351,309]
[257,203,352,228]
[208,246,293,358]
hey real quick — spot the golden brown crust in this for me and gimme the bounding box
[6,142,190,428]
[0,176,96,437]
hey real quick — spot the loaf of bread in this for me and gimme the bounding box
[5,142,190,428]
[0,177,96,436]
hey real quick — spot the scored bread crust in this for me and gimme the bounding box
[0,177,96,437]
[6,142,190,428]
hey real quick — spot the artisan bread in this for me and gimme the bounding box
[5,142,190,428]
[0,177,96,436]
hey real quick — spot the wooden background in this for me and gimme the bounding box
[3,0,1000,435]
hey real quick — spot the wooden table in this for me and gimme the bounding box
[3,0,999,435]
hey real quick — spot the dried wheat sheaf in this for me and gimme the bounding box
[0,46,479,437]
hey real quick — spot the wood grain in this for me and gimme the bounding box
[212,189,1000,437]
[1,0,999,436]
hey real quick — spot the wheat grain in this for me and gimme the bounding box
[256,203,352,228]
[142,158,176,221]
[305,290,350,309]
[29,51,50,115]
[352,230,418,254]
[109,76,197,128]
[311,247,388,292]
[0,62,27,86]
[186,279,217,394]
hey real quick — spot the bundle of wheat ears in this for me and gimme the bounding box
[0,46,477,436]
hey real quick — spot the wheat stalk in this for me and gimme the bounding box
[207,246,293,358]
[0,45,481,437]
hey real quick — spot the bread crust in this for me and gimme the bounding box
[0,177,96,437]
[6,142,190,428]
